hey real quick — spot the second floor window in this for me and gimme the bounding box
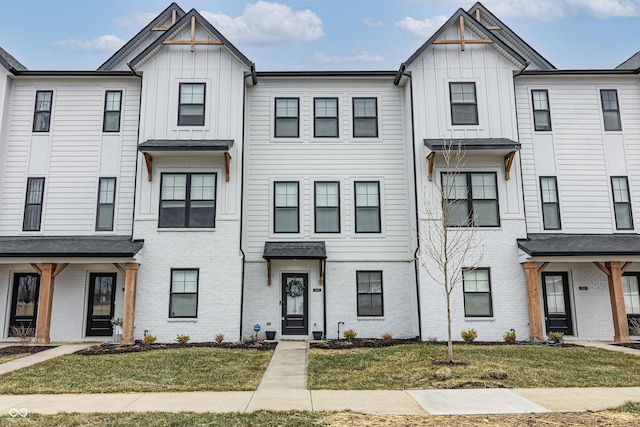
[315,182,340,233]
[601,89,621,131]
[275,98,299,138]
[178,83,205,126]
[443,172,499,227]
[314,98,338,137]
[96,178,116,231]
[354,181,381,233]
[159,173,216,228]
[540,176,561,230]
[33,91,53,132]
[274,182,299,233]
[353,98,378,137]
[23,177,45,231]
[612,176,633,230]
[450,82,478,125]
[103,91,122,132]
[532,89,551,131]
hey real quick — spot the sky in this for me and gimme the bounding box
[0,0,639,71]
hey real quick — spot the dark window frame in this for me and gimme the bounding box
[314,181,340,233]
[611,176,634,230]
[442,172,500,227]
[103,90,122,132]
[356,270,384,317]
[314,97,339,138]
[600,89,622,131]
[178,82,206,126]
[622,272,640,315]
[158,172,217,229]
[540,176,561,230]
[274,181,300,233]
[33,90,53,132]
[449,82,478,125]
[169,268,199,318]
[463,268,493,317]
[531,89,552,131]
[96,177,117,231]
[354,181,381,233]
[274,97,300,138]
[23,177,45,232]
[352,97,378,138]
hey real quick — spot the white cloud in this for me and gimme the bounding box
[477,0,566,21]
[201,1,323,46]
[53,35,124,52]
[363,17,384,28]
[313,51,385,64]
[566,0,639,18]
[394,15,448,38]
[112,11,157,28]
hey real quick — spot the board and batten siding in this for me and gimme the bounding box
[516,75,640,234]
[0,78,140,236]
[243,77,414,262]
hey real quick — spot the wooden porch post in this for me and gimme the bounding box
[523,262,544,341]
[122,262,139,345]
[35,263,56,344]
[605,261,630,343]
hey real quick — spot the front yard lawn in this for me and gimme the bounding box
[0,354,28,364]
[0,347,272,394]
[308,344,640,389]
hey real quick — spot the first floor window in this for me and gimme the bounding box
[96,178,116,231]
[23,177,45,231]
[178,83,205,126]
[450,82,478,125]
[354,181,381,233]
[169,269,198,318]
[275,98,299,137]
[274,181,299,233]
[33,90,53,132]
[612,176,633,230]
[623,274,640,315]
[353,97,378,137]
[443,172,499,227]
[357,271,383,316]
[103,90,122,132]
[540,176,561,230]
[315,181,340,233]
[159,173,216,228]
[463,268,492,317]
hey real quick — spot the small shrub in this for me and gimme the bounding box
[381,332,393,341]
[343,329,357,340]
[503,329,516,344]
[141,334,157,345]
[630,318,640,336]
[110,317,122,327]
[547,331,564,344]
[460,328,477,343]
[482,368,509,380]
[435,367,452,381]
[9,324,35,346]
[175,334,190,344]
[215,333,224,344]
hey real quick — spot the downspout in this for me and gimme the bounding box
[322,259,327,339]
[239,72,252,340]
[127,63,142,241]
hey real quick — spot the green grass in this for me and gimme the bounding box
[0,354,28,364]
[308,344,640,389]
[0,347,272,394]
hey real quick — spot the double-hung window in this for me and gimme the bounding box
[354,181,381,233]
[353,98,378,137]
[612,176,633,230]
[540,177,561,230]
[314,98,338,137]
[103,90,122,132]
[96,178,116,231]
[443,172,499,227]
[33,90,53,132]
[23,177,45,231]
[463,268,492,317]
[601,89,622,131]
[159,173,216,228]
[274,182,299,233]
[178,83,205,126]
[356,271,383,316]
[314,181,340,233]
[450,82,478,125]
[169,269,198,318]
[275,98,299,138]
[532,89,551,131]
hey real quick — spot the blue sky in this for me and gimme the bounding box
[1,0,639,71]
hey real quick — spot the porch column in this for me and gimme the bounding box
[523,262,544,341]
[605,262,630,343]
[122,262,139,345]
[35,263,56,344]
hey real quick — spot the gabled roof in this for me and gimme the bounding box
[128,8,253,71]
[98,2,186,71]
[617,51,640,71]
[0,45,27,72]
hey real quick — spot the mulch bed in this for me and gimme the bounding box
[0,345,55,356]
[75,341,278,356]
[615,342,640,350]
[310,338,579,349]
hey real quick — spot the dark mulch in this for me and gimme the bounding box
[432,360,469,366]
[310,338,579,350]
[615,342,640,350]
[444,381,506,389]
[75,341,278,356]
[0,345,55,356]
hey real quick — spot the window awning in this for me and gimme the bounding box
[518,233,640,258]
[262,241,327,285]
[0,236,143,258]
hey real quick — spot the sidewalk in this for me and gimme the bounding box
[0,341,639,416]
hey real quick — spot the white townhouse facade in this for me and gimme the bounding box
[1,2,639,344]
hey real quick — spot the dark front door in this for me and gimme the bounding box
[282,273,308,335]
[9,273,40,336]
[622,273,640,333]
[542,272,573,335]
[86,273,117,336]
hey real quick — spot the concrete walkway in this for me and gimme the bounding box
[0,343,96,375]
[1,340,640,416]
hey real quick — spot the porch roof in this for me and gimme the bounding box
[424,138,520,151]
[138,139,233,152]
[263,241,327,260]
[517,233,640,257]
[0,236,144,257]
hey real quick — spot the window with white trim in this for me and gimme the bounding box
[623,274,640,315]
[442,172,499,227]
[169,269,198,318]
[274,181,299,233]
[532,89,551,131]
[601,89,621,131]
[353,98,378,137]
[314,181,340,233]
[612,176,633,230]
[463,268,492,317]
[275,98,299,138]
[314,98,338,137]
[357,271,383,316]
[33,91,53,132]
[354,181,381,233]
[96,177,116,231]
[23,177,45,231]
[159,173,216,228]
[178,83,205,126]
[103,90,122,132]
[540,177,561,230]
[450,82,478,125]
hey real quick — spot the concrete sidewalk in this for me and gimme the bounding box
[0,343,96,375]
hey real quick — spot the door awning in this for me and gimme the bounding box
[262,241,327,285]
[518,233,640,258]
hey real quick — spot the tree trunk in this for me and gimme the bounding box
[446,290,453,363]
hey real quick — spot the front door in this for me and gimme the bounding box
[9,273,40,336]
[542,272,573,335]
[86,273,117,336]
[282,273,308,335]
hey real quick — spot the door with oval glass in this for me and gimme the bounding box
[282,273,308,335]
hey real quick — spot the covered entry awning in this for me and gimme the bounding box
[262,241,327,285]
[0,235,144,258]
[518,233,640,258]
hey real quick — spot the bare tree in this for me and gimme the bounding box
[420,141,484,363]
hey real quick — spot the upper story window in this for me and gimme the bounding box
[275,98,299,138]
[274,181,299,233]
[96,177,116,231]
[354,181,381,233]
[532,89,551,131]
[33,91,53,132]
[463,268,493,317]
[169,269,199,318]
[612,176,633,230]
[352,98,378,138]
[540,176,561,230]
[356,271,383,316]
[178,83,205,126]
[23,177,45,231]
[601,89,621,131]
[443,172,499,227]
[314,98,338,138]
[314,181,340,233]
[449,82,478,125]
[103,91,122,132]
[159,173,216,228]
